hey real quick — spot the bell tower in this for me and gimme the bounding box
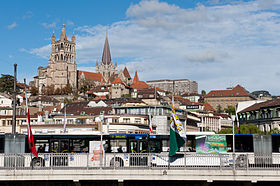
[46,24,77,91]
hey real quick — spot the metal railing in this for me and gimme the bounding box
[2,152,280,170]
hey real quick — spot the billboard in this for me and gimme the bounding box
[195,135,227,154]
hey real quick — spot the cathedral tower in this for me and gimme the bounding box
[44,24,77,92]
[96,33,117,83]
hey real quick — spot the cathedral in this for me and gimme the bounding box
[34,24,77,94]
[33,24,137,96]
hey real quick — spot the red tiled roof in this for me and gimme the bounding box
[123,67,131,79]
[131,71,150,89]
[155,87,165,92]
[205,85,250,98]
[202,102,215,111]
[108,74,118,83]
[132,71,139,84]
[171,95,191,105]
[92,96,107,101]
[78,71,105,82]
[131,81,151,89]
[112,77,124,84]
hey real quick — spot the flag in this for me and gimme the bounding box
[149,112,153,134]
[148,107,153,134]
[235,104,240,134]
[25,89,38,158]
[169,108,186,157]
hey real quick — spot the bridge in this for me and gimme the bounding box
[0,153,280,185]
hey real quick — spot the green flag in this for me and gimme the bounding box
[169,109,186,156]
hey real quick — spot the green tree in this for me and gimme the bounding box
[0,74,18,94]
[217,105,222,113]
[218,124,263,134]
[224,105,236,115]
[201,90,206,96]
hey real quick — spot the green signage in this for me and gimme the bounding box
[195,135,227,154]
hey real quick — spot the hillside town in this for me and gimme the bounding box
[0,25,279,136]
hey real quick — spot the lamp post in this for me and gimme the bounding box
[99,112,104,168]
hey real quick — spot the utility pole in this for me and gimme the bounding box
[12,63,17,134]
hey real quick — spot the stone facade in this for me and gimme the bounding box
[146,79,198,95]
[34,25,77,94]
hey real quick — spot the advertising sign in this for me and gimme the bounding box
[196,135,227,154]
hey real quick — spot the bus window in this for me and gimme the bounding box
[35,140,49,153]
[110,139,127,152]
[149,140,161,153]
[139,141,148,153]
[130,141,137,153]
[69,139,88,153]
[162,140,169,152]
[51,141,59,153]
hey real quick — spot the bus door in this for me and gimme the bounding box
[50,139,69,166]
[129,139,148,166]
[50,139,69,153]
[129,139,148,153]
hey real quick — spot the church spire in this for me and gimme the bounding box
[101,32,112,65]
[60,24,67,41]
[52,31,56,43]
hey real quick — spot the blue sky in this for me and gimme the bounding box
[1,0,280,95]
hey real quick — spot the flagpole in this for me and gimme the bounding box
[24,79,33,168]
[12,64,17,134]
[24,78,38,160]
[63,103,67,133]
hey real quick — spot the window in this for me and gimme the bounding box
[123,118,130,123]
[135,118,141,124]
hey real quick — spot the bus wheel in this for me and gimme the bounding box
[110,157,124,168]
[236,154,247,168]
[31,157,45,168]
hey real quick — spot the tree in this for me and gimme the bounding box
[224,105,235,115]
[30,86,38,96]
[218,124,263,134]
[201,90,206,96]
[217,105,223,113]
[54,88,61,95]
[61,83,73,95]
[0,74,18,94]
[43,85,55,95]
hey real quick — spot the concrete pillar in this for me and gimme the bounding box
[118,180,124,186]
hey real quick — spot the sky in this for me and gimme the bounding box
[1,0,280,95]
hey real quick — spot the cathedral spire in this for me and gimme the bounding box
[60,24,67,41]
[101,32,112,65]
[52,31,56,43]
[72,32,75,43]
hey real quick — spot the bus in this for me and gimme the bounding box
[1,133,280,168]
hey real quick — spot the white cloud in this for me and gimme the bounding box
[21,45,51,59]
[22,11,33,19]
[67,20,74,26]
[41,22,56,29]
[7,22,17,29]
[27,0,280,95]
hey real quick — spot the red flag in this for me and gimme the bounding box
[25,92,38,158]
[148,108,153,134]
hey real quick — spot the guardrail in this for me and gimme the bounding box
[1,152,280,170]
